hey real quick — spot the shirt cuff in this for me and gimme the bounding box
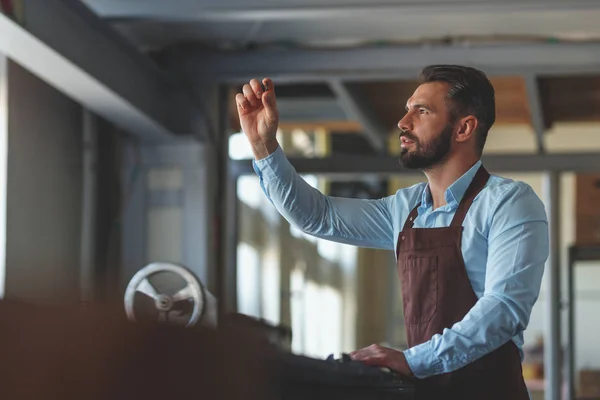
[251,145,291,183]
[403,340,444,378]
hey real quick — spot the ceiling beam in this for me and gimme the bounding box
[230,152,600,178]
[251,95,537,127]
[81,0,600,21]
[277,97,346,122]
[0,0,203,142]
[329,81,387,152]
[168,42,600,84]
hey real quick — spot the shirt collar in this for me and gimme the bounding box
[419,160,483,208]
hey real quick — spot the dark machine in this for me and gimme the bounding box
[0,262,415,399]
[123,262,416,400]
[277,352,415,400]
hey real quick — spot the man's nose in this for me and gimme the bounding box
[398,114,411,132]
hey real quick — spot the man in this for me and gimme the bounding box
[235,65,548,399]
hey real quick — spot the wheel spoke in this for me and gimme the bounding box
[137,278,159,301]
[172,284,195,302]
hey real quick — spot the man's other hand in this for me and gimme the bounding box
[349,344,414,377]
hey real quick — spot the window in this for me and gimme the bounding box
[290,265,306,354]
[302,281,343,359]
[291,263,343,359]
[236,242,261,318]
[261,248,280,325]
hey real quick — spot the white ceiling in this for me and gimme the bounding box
[81,0,600,52]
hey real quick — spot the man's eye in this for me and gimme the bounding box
[419,109,427,114]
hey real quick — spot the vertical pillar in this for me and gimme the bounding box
[79,110,98,303]
[279,130,296,330]
[278,218,293,328]
[0,53,7,299]
[525,74,546,154]
[567,247,575,400]
[182,162,211,286]
[386,253,402,347]
[543,171,561,400]
[223,173,238,314]
[215,84,237,316]
[121,139,146,287]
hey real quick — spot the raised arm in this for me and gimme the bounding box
[236,78,397,250]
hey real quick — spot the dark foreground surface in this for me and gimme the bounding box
[0,300,415,399]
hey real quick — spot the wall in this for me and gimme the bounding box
[123,84,221,298]
[4,60,83,304]
[120,139,213,294]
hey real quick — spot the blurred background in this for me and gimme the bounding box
[1,1,600,399]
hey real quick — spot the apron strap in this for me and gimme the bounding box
[450,165,490,227]
[400,165,490,231]
[402,203,421,231]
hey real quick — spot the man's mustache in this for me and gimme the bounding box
[399,130,418,143]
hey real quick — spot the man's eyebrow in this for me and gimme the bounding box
[405,103,434,111]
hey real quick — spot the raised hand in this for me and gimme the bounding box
[235,78,279,159]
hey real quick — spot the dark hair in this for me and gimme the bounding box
[418,65,496,155]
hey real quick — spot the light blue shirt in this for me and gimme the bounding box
[252,146,549,379]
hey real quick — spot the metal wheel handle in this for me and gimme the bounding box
[124,262,205,327]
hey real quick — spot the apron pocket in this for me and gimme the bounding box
[401,255,438,325]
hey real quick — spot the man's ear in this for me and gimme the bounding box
[455,116,478,143]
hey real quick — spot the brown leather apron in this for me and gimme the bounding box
[396,166,529,400]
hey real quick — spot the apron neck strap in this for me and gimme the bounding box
[402,203,421,231]
[450,165,490,227]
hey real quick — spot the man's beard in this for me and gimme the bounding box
[399,124,453,170]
